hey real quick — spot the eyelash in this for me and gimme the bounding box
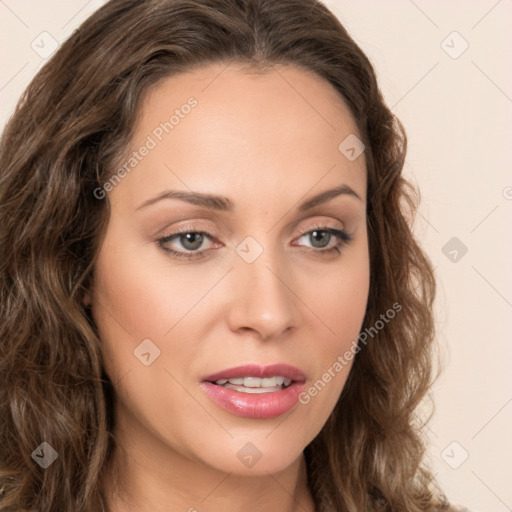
[156,224,353,261]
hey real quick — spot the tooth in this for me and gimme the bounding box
[243,377,262,388]
[223,383,281,393]
[219,376,291,389]
[261,377,278,387]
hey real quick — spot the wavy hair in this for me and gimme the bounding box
[0,0,451,510]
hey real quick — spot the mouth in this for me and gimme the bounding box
[206,375,295,394]
[200,364,307,419]
[202,363,306,392]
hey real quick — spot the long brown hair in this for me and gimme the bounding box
[0,0,451,510]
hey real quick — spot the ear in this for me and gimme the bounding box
[82,292,92,307]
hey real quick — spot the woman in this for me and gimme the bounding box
[0,0,466,510]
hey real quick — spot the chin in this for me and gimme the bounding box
[193,436,307,476]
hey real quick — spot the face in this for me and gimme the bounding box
[89,62,370,477]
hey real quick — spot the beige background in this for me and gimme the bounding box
[1,1,511,511]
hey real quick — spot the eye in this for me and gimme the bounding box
[294,225,352,255]
[156,223,353,261]
[157,225,219,260]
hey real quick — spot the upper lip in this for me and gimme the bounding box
[202,364,307,383]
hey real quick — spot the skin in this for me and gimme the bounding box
[87,62,370,512]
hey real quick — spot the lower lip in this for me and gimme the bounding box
[200,381,306,419]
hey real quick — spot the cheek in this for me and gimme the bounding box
[90,244,211,442]
[296,244,369,409]
[303,247,370,352]
[91,235,215,342]
[90,231,234,400]
[319,267,369,334]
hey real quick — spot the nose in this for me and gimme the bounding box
[225,244,300,341]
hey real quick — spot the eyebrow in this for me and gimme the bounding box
[135,184,363,212]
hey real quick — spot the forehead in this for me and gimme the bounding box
[111,62,366,208]
[139,61,361,139]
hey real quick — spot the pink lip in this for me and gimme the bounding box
[201,363,307,383]
[200,364,307,419]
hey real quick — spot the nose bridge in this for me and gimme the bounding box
[227,235,298,339]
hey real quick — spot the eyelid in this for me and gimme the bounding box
[156,222,219,240]
[158,218,345,243]
[297,220,344,235]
